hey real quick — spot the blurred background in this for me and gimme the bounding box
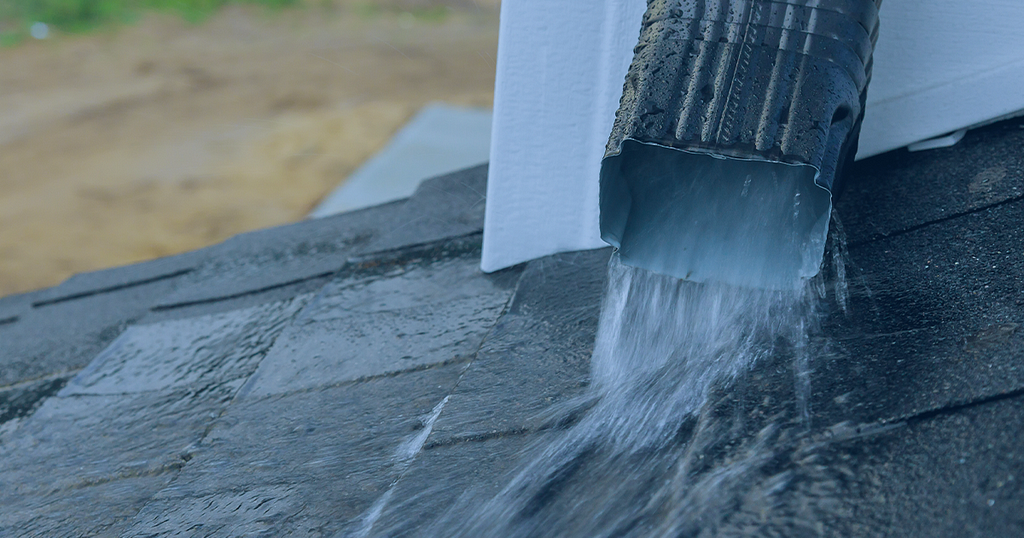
[0,0,500,296]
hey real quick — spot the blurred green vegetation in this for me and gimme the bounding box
[0,0,299,44]
[0,0,463,46]
[350,2,449,21]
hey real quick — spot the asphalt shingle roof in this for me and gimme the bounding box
[1,122,1022,535]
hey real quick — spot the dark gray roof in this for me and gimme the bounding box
[1,116,1023,537]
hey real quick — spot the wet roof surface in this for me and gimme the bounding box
[1,118,1023,535]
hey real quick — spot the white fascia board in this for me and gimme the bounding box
[480,0,646,273]
[857,0,1024,158]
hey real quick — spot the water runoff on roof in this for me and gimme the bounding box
[412,166,851,535]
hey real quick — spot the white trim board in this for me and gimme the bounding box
[480,0,645,272]
[858,0,1024,158]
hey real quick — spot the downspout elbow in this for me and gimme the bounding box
[600,0,880,289]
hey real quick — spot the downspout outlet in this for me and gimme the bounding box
[600,0,880,290]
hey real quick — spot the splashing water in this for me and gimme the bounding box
[393,213,851,537]
[411,243,849,537]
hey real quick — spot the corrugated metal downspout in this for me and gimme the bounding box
[600,0,881,289]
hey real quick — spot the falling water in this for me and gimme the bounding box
[409,217,849,537]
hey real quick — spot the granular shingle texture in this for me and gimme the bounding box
[2,115,1023,537]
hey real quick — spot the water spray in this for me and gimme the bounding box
[424,2,880,534]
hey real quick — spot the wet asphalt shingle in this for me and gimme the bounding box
[0,269,194,388]
[63,296,309,397]
[152,199,408,311]
[240,245,519,400]
[813,198,1024,425]
[0,386,234,536]
[426,248,610,446]
[838,116,1024,245]
[0,164,505,536]
[848,394,1024,537]
[352,163,488,258]
[123,363,468,537]
[0,238,209,393]
[0,119,1022,537]
[367,432,559,537]
[28,248,206,309]
[0,165,488,430]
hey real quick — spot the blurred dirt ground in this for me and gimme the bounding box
[0,1,499,296]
